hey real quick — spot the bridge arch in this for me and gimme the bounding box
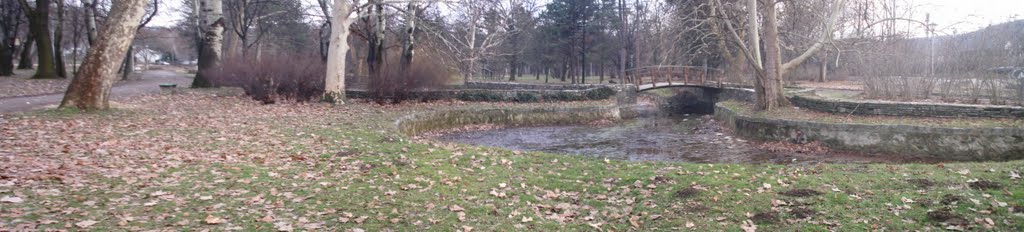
[624,65,726,92]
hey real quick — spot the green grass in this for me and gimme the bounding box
[2,97,1022,231]
[14,141,1020,231]
[813,89,863,100]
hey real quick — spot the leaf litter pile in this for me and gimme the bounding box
[1,92,1023,231]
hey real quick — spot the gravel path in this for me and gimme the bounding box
[0,70,191,114]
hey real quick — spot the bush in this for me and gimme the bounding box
[203,54,325,104]
[585,87,616,100]
[457,91,503,102]
[514,92,539,102]
[368,57,452,104]
[544,92,583,101]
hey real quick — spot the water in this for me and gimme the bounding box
[435,114,926,164]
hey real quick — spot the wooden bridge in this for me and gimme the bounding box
[624,65,725,91]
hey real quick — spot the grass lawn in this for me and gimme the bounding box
[0,92,1021,231]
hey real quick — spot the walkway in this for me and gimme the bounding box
[0,70,191,114]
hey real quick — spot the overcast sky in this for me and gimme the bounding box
[149,0,1024,35]
[918,0,1022,34]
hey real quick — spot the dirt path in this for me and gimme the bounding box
[0,70,191,114]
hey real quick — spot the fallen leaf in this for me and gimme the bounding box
[204,215,225,225]
[0,196,23,203]
[741,220,758,232]
[449,205,465,212]
[274,221,294,231]
[75,220,98,228]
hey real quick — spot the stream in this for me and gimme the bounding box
[435,112,930,164]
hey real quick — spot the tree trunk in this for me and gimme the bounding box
[54,0,67,78]
[121,45,134,80]
[617,0,628,81]
[317,0,331,62]
[25,0,59,79]
[61,0,149,110]
[759,0,787,110]
[818,57,828,83]
[324,0,352,104]
[544,66,548,83]
[191,0,224,88]
[82,0,98,45]
[0,35,12,76]
[745,0,761,70]
[16,33,33,69]
[400,2,417,73]
[508,57,517,81]
[462,4,479,83]
[365,0,386,79]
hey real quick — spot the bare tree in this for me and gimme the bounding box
[16,32,34,70]
[324,0,355,103]
[61,0,151,110]
[718,0,845,110]
[82,0,98,44]
[0,0,23,76]
[18,0,61,79]
[54,0,67,78]
[430,0,510,82]
[121,0,159,80]
[191,0,225,87]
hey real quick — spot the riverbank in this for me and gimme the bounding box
[715,100,1024,161]
[1,91,1021,231]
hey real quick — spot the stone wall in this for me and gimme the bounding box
[346,87,619,103]
[714,87,756,102]
[396,105,627,135]
[791,94,1024,118]
[715,104,1024,161]
[464,81,606,90]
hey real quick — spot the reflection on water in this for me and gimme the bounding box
[435,115,926,164]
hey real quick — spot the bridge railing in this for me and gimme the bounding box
[624,65,725,89]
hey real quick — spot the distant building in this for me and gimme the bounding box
[134,48,162,64]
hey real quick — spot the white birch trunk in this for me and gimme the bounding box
[191,0,224,87]
[324,0,352,103]
[82,0,98,45]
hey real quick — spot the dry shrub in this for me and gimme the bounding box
[368,57,452,104]
[203,54,325,104]
[864,76,939,100]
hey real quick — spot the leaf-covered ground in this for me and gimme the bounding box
[0,70,73,98]
[1,91,1022,231]
[0,69,149,99]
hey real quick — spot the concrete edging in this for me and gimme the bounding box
[714,103,1024,161]
[395,104,632,136]
[791,93,1024,118]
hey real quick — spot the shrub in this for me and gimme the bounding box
[457,91,503,102]
[514,92,539,102]
[368,57,452,104]
[203,54,325,104]
[585,87,616,100]
[545,92,583,101]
